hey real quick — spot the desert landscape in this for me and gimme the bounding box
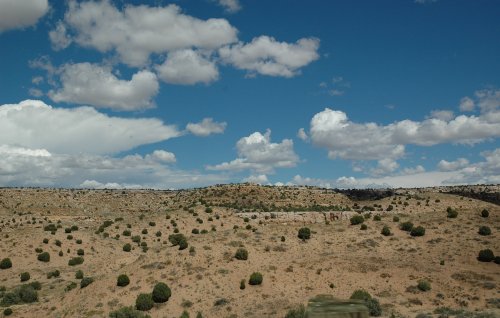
[0,184,498,318]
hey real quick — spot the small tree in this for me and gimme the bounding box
[478,226,491,236]
[117,274,130,287]
[249,272,263,285]
[381,226,391,236]
[20,272,30,282]
[350,215,364,225]
[235,248,249,260]
[478,249,495,262]
[481,209,489,218]
[152,282,171,303]
[136,293,154,311]
[37,252,50,262]
[410,226,425,237]
[417,279,431,292]
[80,277,93,289]
[297,227,311,240]
[0,258,12,269]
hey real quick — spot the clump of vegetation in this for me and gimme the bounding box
[350,290,381,316]
[168,234,188,250]
[20,272,30,282]
[3,308,13,316]
[152,282,171,303]
[37,252,50,262]
[297,227,311,240]
[123,243,132,252]
[478,226,491,236]
[0,258,12,269]
[47,270,60,279]
[235,248,249,260]
[75,270,84,279]
[240,279,245,290]
[478,249,495,262]
[399,221,413,232]
[80,277,93,288]
[410,226,426,237]
[350,215,364,225]
[360,224,368,230]
[117,274,130,287]
[373,215,381,221]
[68,256,84,266]
[381,226,391,236]
[446,207,458,218]
[284,304,306,318]
[481,209,489,218]
[1,285,38,306]
[249,272,263,285]
[110,306,152,318]
[136,293,154,311]
[392,216,399,222]
[417,279,431,292]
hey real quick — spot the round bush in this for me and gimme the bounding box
[75,270,84,279]
[297,227,311,240]
[481,209,489,218]
[0,258,12,269]
[373,215,381,221]
[478,226,491,236]
[117,274,130,287]
[77,249,85,256]
[399,221,413,232]
[350,289,372,301]
[360,224,368,230]
[152,282,171,303]
[192,228,199,234]
[248,272,263,285]
[3,308,13,316]
[20,272,30,282]
[495,256,500,264]
[381,226,391,236]
[417,279,431,292]
[136,293,154,311]
[447,207,458,218]
[37,252,50,262]
[478,249,495,262]
[235,248,249,260]
[410,226,426,237]
[366,298,382,316]
[350,215,364,225]
[123,243,132,252]
[240,279,246,290]
[68,257,84,266]
[80,277,93,289]
[19,285,38,303]
[392,216,400,222]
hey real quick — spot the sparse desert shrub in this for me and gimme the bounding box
[417,280,431,292]
[235,248,248,260]
[55,239,62,247]
[117,274,130,287]
[284,304,306,318]
[360,224,368,230]
[68,256,84,266]
[123,230,131,236]
[192,229,199,234]
[168,234,188,250]
[155,231,162,237]
[281,236,286,242]
[243,217,249,222]
[180,310,189,318]
[446,207,458,218]
[65,282,78,292]
[20,272,30,282]
[37,252,50,262]
[35,247,43,253]
[205,207,213,213]
[43,224,57,232]
[249,272,263,285]
[77,248,85,256]
[123,243,132,252]
[43,238,49,244]
[297,227,311,240]
[366,298,382,316]
[29,281,41,290]
[350,215,364,225]
[75,270,84,279]
[240,279,245,290]
[18,285,38,303]
[373,215,381,221]
[132,235,141,243]
[47,270,60,279]
[142,229,148,235]
[481,209,489,218]
[80,277,93,288]
[76,239,82,244]
[1,293,20,306]
[71,225,79,231]
[3,308,13,316]
[410,226,426,237]
[0,258,12,269]
[478,226,491,236]
[152,282,171,303]
[399,221,413,232]
[478,249,495,262]
[350,289,372,301]
[381,226,391,236]
[109,306,152,318]
[495,256,500,264]
[393,216,399,222]
[149,221,156,226]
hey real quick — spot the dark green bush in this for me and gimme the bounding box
[410,226,426,237]
[19,285,38,303]
[152,282,171,303]
[117,274,130,287]
[37,252,50,262]
[240,279,245,290]
[110,306,152,318]
[0,293,20,306]
[446,207,458,218]
[297,227,311,240]
[68,257,84,266]
[366,298,382,316]
[80,277,93,288]
[43,238,49,244]
[392,216,399,222]
[123,243,132,252]
[399,221,413,232]
[47,270,60,279]
[168,234,188,250]
[381,226,391,236]
[123,230,131,236]
[29,281,41,290]
[0,258,12,269]
[141,229,148,235]
[350,289,371,301]
[77,248,85,256]
[478,249,495,262]
[75,270,84,279]
[235,248,249,260]
[3,308,13,316]
[373,215,381,221]
[248,272,263,285]
[132,235,141,243]
[20,272,30,282]
[284,304,306,318]
[350,215,364,225]
[417,279,431,291]
[192,229,199,234]
[481,209,489,218]
[360,224,368,230]
[478,226,491,236]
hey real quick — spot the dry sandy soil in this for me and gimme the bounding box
[0,184,498,318]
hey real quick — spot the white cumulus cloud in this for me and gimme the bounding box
[186,118,227,137]
[156,50,219,85]
[0,0,49,33]
[216,0,241,13]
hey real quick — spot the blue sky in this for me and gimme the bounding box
[0,0,499,189]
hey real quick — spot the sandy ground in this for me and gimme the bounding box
[0,185,498,318]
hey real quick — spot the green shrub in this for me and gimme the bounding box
[117,274,130,287]
[410,226,426,237]
[481,209,489,218]
[80,277,93,288]
[366,298,382,316]
[65,282,78,292]
[142,229,148,235]
[132,235,141,243]
[0,258,12,269]
[3,308,13,316]
[29,281,41,290]
[19,285,38,303]
[55,239,62,247]
[37,252,50,262]
[373,215,381,221]
[350,215,364,225]
[495,256,500,264]
[399,221,413,232]
[68,257,84,266]
[297,227,311,240]
[123,230,131,236]
[75,270,84,279]
[155,231,162,237]
[417,279,431,291]
[381,226,391,236]
[1,293,20,306]
[149,221,156,226]
[284,305,306,318]
[360,224,368,230]
[152,282,171,303]
[169,234,188,250]
[235,248,249,260]
[281,236,286,242]
[109,306,152,318]
[446,207,458,218]
[43,238,49,244]
[249,272,263,285]
[180,310,189,318]
[77,248,85,256]
[47,270,60,279]
[71,225,79,231]
[350,289,372,301]
[240,279,245,290]
[20,272,30,282]
[478,226,491,236]
[76,239,82,244]
[392,216,399,222]
[478,249,495,262]
[192,229,199,234]
[123,243,132,252]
